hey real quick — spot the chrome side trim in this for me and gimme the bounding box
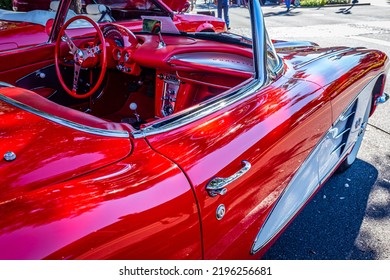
[331,142,346,155]
[132,79,260,139]
[0,82,14,88]
[0,94,129,138]
[251,132,321,254]
[334,127,350,139]
[340,111,355,122]
[273,40,318,51]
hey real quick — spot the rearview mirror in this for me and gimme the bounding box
[142,19,162,35]
[142,19,165,48]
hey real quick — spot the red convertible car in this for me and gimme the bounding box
[0,0,389,259]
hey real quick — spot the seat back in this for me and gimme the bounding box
[49,1,60,12]
[86,4,113,22]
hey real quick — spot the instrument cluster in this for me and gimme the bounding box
[112,48,133,73]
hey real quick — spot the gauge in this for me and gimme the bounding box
[124,52,130,62]
[103,26,124,47]
[113,48,121,61]
[114,39,124,48]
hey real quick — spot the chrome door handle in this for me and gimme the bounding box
[206,160,251,197]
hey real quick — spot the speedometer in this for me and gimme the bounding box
[116,49,122,60]
[103,26,124,47]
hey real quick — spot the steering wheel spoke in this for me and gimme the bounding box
[72,64,81,92]
[84,45,101,60]
[61,32,79,55]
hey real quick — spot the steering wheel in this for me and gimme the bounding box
[55,15,107,99]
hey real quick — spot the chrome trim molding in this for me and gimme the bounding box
[251,0,267,83]
[132,79,260,138]
[0,94,129,138]
[251,132,321,254]
[0,82,14,88]
[273,41,319,50]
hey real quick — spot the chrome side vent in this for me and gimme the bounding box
[331,100,358,157]
[318,100,357,180]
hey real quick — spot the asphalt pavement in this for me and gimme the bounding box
[195,1,390,259]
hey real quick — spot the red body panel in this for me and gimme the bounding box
[0,1,388,260]
[0,127,201,259]
[146,75,331,259]
[1,37,387,260]
[0,21,48,51]
[279,46,389,122]
[0,91,132,192]
[0,44,54,84]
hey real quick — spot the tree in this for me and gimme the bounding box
[0,0,12,10]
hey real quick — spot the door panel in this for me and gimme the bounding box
[147,76,332,259]
[0,44,55,84]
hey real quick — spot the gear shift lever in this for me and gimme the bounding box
[130,102,140,123]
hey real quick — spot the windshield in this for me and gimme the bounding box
[0,0,256,52]
[0,1,276,136]
[0,1,167,25]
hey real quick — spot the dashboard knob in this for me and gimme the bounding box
[130,103,137,111]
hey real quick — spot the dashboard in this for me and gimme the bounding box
[101,24,254,118]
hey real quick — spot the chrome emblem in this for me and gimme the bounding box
[3,151,16,162]
[75,49,85,65]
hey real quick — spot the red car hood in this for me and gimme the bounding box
[275,41,388,88]
[0,87,132,198]
[0,20,48,51]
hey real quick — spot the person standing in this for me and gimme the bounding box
[217,0,230,29]
[285,0,291,11]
